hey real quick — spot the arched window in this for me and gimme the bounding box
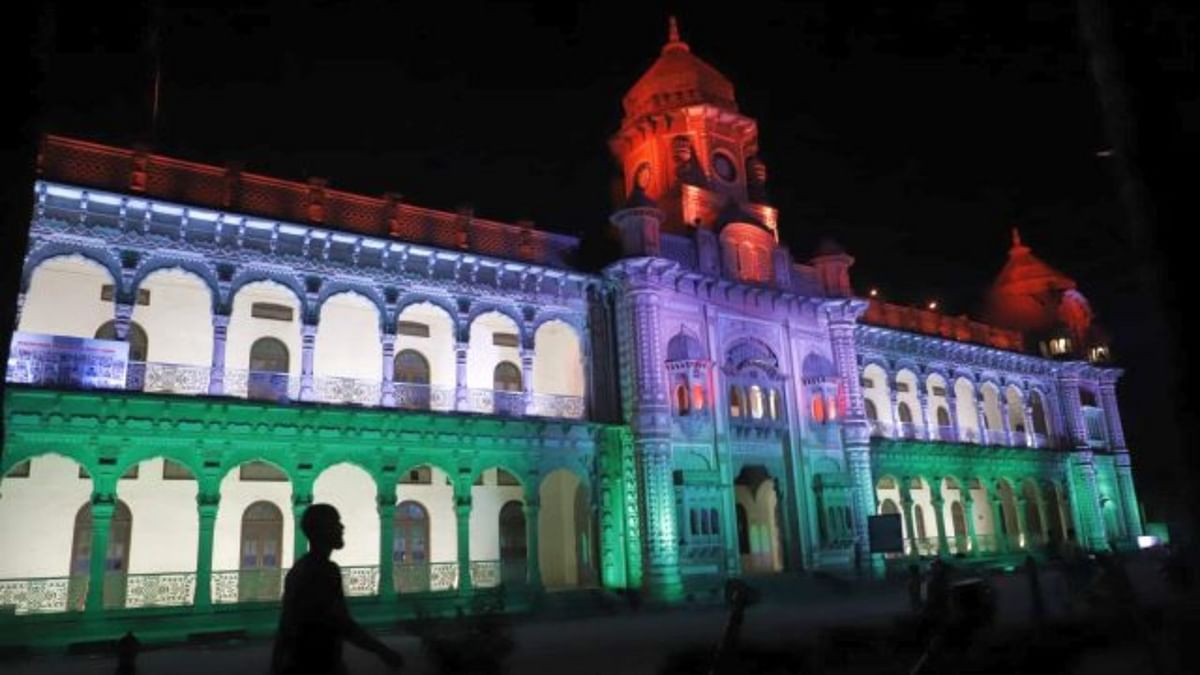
[811,394,826,423]
[675,384,690,415]
[768,389,780,420]
[393,349,430,384]
[936,406,951,426]
[1030,392,1049,435]
[897,402,913,424]
[240,501,283,570]
[498,501,527,563]
[71,500,133,608]
[865,399,878,421]
[709,508,720,535]
[690,510,700,536]
[748,385,764,419]
[827,393,838,420]
[393,501,429,563]
[249,337,289,373]
[95,321,148,362]
[493,361,522,392]
[729,386,743,417]
[691,384,706,411]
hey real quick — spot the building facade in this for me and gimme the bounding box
[0,20,1143,641]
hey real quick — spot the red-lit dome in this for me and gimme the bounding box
[621,17,738,123]
[985,228,1078,331]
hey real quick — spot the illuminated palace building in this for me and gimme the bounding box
[1,21,1142,638]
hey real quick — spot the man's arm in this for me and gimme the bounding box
[329,570,404,667]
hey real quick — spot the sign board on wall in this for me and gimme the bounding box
[5,332,130,389]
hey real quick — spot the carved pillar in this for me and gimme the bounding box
[194,492,220,609]
[626,286,681,598]
[1099,379,1128,452]
[114,302,134,342]
[292,490,312,562]
[974,397,989,445]
[944,388,960,442]
[454,341,469,412]
[85,494,116,614]
[930,491,950,557]
[1114,452,1144,540]
[523,500,542,589]
[299,323,317,402]
[990,497,1010,554]
[1056,367,1089,448]
[886,381,900,438]
[1023,404,1036,447]
[377,495,397,600]
[520,348,534,416]
[917,389,933,440]
[454,480,473,593]
[15,291,25,328]
[898,485,917,557]
[208,314,230,396]
[999,396,1014,446]
[961,489,979,555]
[380,333,396,407]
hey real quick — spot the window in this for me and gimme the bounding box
[691,384,705,411]
[932,386,946,397]
[936,406,951,427]
[249,337,289,373]
[94,321,148,361]
[865,399,878,421]
[811,395,826,423]
[675,384,690,415]
[492,332,520,348]
[101,285,150,305]
[861,377,874,389]
[240,501,283,601]
[493,361,522,392]
[394,350,430,385]
[1048,337,1071,355]
[898,402,913,424]
[827,395,838,420]
[895,382,910,393]
[748,385,764,419]
[768,389,780,420]
[400,466,432,485]
[396,321,430,338]
[729,386,743,417]
[239,461,287,482]
[394,501,429,563]
[250,302,294,322]
[162,459,195,480]
[7,459,31,478]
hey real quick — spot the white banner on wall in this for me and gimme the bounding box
[5,331,130,389]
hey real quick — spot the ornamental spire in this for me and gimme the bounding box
[664,15,690,53]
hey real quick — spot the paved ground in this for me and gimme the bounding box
[2,555,1176,674]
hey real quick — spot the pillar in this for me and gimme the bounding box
[520,348,534,415]
[85,495,116,614]
[999,396,1014,446]
[962,489,979,555]
[1114,453,1144,540]
[1022,403,1037,447]
[975,397,989,445]
[208,314,230,396]
[931,491,950,557]
[523,500,542,589]
[299,323,317,401]
[454,341,469,412]
[377,495,396,600]
[944,388,960,442]
[1015,496,1030,550]
[917,389,933,440]
[292,490,312,561]
[194,492,219,609]
[1056,366,1090,448]
[899,485,917,557]
[114,302,134,342]
[1068,450,1108,551]
[991,498,1010,554]
[886,383,900,438]
[380,334,396,407]
[454,481,472,593]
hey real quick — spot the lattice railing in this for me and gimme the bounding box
[529,393,585,419]
[212,568,287,604]
[0,576,85,615]
[394,562,459,593]
[340,566,379,597]
[393,383,456,412]
[224,370,300,402]
[122,572,196,608]
[141,363,211,395]
[314,375,382,407]
[469,560,501,589]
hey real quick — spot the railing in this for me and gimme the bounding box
[340,566,380,597]
[224,369,301,403]
[392,382,456,412]
[135,362,211,395]
[0,576,85,615]
[895,422,919,440]
[910,537,940,557]
[212,568,287,604]
[121,572,196,608]
[467,389,525,416]
[469,560,501,589]
[981,429,1007,445]
[949,535,971,556]
[1009,430,1028,447]
[936,425,956,442]
[394,562,459,593]
[314,376,382,407]
[529,393,586,419]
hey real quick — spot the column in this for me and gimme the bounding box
[1056,367,1089,448]
[454,481,472,593]
[522,500,542,589]
[454,341,469,412]
[990,498,1010,554]
[85,495,116,614]
[886,383,900,438]
[292,490,312,562]
[299,323,317,401]
[917,389,933,440]
[974,397,988,444]
[380,334,396,407]
[194,492,219,609]
[999,398,1013,446]
[114,302,134,341]
[627,287,682,598]
[377,495,397,600]
[1015,496,1030,550]
[899,485,917,557]
[1098,379,1128,452]
[961,489,979,555]
[1114,453,1144,540]
[1022,399,1037,447]
[1033,493,1050,548]
[944,389,960,442]
[930,489,950,557]
[520,348,534,416]
[208,314,230,396]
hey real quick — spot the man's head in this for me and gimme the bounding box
[301,503,344,551]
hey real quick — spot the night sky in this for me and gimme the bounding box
[29,2,1199,523]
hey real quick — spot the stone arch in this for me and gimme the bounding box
[227,280,304,392]
[313,290,383,394]
[129,257,220,313]
[21,245,121,294]
[394,301,456,399]
[532,319,585,398]
[470,466,526,570]
[316,282,388,332]
[314,462,379,569]
[467,310,523,393]
[116,456,199,577]
[394,464,457,581]
[1028,389,1051,439]
[979,382,1004,441]
[954,376,981,443]
[214,458,296,576]
[18,253,118,340]
[0,453,94,583]
[735,465,784,573]
[466,304,525,345]
[907,476,937,554]
[538,468,594,589]
[227,267,308,318]
[862,363,892,433]
[1005,385,1027,437]
[994,478,1020,548]
[895,368,923,436]
[131,267,214,368]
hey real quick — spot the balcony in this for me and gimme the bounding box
[6,355,584,420]
[935,425,957,442]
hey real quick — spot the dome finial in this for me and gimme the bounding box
[663,15,689,53]
[1012,227,1022,247]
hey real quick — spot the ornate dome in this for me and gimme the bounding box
[985,228,1078,331]
[666,326,706,361]
[621,17,738,123]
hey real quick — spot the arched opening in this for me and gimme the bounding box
[897,402,914,438]
[313,292,382,405]
[130,268,214,372]
[954,377,981,443]
[748,385,764,419]
[675,383,690,415]
[936,406,951,427]
[70,500,132,609]
[735,466,783,574]
[1030,391,1050,441]
[493,361,522,391]
[925,373,950,439]
[729,386,744,417]
[394,349,432,409]
[95,320,149,363]
[115,457,199,607]
[950,502,967,554]
[468,467,524,588]
[862,364,892,436]
[226,280,302,399]
[996,480,1020,549]
[20,255,117,341]
[908,477,937,556]
[538,469,594,589]
[394,464,455,592]
[394,302,455,410]
[1006,387,1027,442]
[1022,480,1045,547]
[895,369,923,437]
[532,320,585,417]
[735,504,750,554]
[981,385,1004,444]
[313,463,378,588]
[499,501,527,586]
[467,310,522,413]
[1042,482,1067,550]
[247,336,291,402]
[239,501,283,602]
[691,384,706,412]
[393,501,430,592]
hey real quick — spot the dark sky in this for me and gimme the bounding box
[34,1,1198,521]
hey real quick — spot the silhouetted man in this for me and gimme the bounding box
[271,503,404,675]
